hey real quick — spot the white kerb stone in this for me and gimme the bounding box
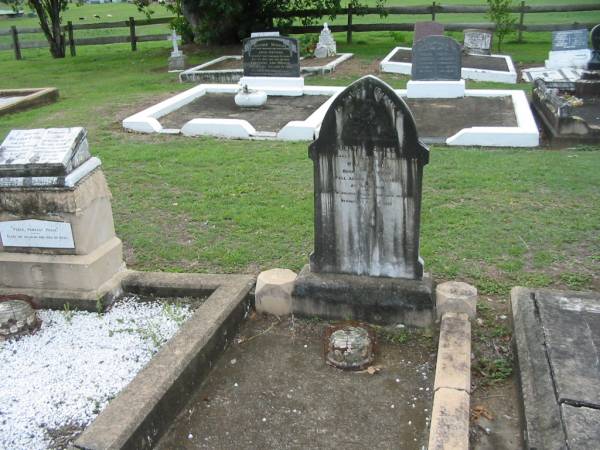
[436,281,477,321]
[255,268,297,316]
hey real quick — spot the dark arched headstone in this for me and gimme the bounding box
[309,75,428,279]
[412,35,462,81]
[293,76,434,326]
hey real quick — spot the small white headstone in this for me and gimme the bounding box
[314,23,336,58]
[0,219,75,249]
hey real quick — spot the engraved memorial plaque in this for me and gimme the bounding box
[309,76,429,279]
[463,29,493,55]
[413,21,444,43]
[552,29,589,51]
[0,127,90,177]
[0,219,75,249]
[412,35,462,81]
[242,36,300,77]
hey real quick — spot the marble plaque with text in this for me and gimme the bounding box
[0,219,75,248]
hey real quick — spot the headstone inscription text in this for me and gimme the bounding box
[413,21,444,43]
[0,127,89,177]
[463,29,493,55]
[412,36,462,81]
[552,29,589,51]
[242,36,300,77]
[0,219,75,249]
[309,76,429,279]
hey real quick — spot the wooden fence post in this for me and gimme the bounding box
[432,1,436,21]
[67,21,76,56]
[10,26,21,60]
[518,1,525,43]
[129,17,137,51]
[347,6,353,44]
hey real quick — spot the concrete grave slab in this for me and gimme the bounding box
[511,287,600,450]
[381,46,517,84]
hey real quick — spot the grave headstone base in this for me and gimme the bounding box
[292,265,434,326]
[407,80,465,98]
[239,76,304,96]
[545,49,592,69]
[169,54,186,71]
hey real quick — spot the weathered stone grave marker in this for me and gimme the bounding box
[0,128,124,309]
[408,35,464,98]
[546,28,592,69]
[293,75,434,326]
[314,23,336,58]
[463,29,493,56]
[413,21,444,43]
[168,30,185,71]
[240,35,303,94]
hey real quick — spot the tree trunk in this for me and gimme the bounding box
[30,0,66,58]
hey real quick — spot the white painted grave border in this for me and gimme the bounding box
[380,46,518,84]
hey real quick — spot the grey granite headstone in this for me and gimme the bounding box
[309,75,429,279]
[588,24,600,70]
[413,21,444,43]
[412,35,462,81]
[463,29,493,55]
[552,29,589,51]
[242,36,300,77]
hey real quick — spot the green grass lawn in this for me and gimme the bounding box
[0,3,599,296]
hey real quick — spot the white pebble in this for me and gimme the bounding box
[262,417,267,422]
[391,404,395,409]
[188,433,193,439]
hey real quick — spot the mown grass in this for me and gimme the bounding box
[0,3,599,296]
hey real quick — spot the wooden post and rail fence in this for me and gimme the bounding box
[1,2,599,60]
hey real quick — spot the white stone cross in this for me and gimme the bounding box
[168,29,182,56]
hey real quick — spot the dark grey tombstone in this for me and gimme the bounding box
[413,21,444,44]
[292,75,434,326]
[551,29,589,51]
[463,29,493,55]
[588,24,600,70]
[242,36,300,77]
[412,35,462,81]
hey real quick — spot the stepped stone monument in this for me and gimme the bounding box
[292,76,434,326]
[0,128,125,309]
[314,23,336,58]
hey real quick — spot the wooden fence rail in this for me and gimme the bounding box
[1,3,599,59]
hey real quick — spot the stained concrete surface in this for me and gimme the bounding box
[156,315,436,449]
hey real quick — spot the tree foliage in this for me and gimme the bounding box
[7,0,72,58]
[140,0,386,45]
[486,0,516,52]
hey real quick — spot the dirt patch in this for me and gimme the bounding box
[156,315,436,449]
[405,96,517,140]
[159,93,330,132]
[573,97,600,127]
[390,49,510,72]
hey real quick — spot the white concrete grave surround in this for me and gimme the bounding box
[123,84,538,147]
[406,80,466,98]
[380,46,518,84]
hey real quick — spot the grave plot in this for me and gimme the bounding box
[380,46,517,84]
[179,53,354,83]
[155,316,435,450]
[0,88,59,116]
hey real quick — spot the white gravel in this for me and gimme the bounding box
[0,296,192,450]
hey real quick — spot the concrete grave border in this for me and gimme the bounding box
[0,88,59,116]
[123,84,538,147]
[178,53,354,83]
[380,46,518,84]
[74,271,255,450]
[123,83,344,141]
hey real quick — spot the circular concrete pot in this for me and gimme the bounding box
[234,89,267,108]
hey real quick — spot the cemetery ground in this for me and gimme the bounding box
[0,4,599,448]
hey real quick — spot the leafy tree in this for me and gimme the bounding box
[6,0,72,58]
[486,0,516,52]
[143,0,385,45]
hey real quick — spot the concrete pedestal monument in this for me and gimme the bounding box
[314,23,336,58]
[292,76,434,326]
[0,128,125,309]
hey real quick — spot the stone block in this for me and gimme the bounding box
[255,268,297,316]
[428,388,470,450]
[434,312,471,392]
[435,281,477,321]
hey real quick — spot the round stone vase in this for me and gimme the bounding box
[234,89,267,108]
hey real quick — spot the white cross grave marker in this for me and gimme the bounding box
[168,29,182,57]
